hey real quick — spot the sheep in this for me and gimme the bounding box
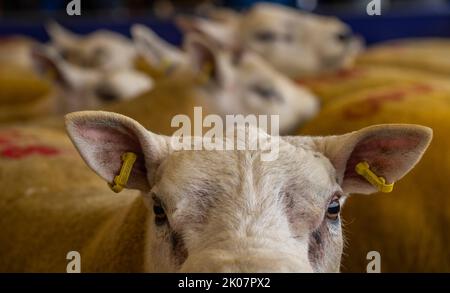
[0,124,143,272]
[38,22,154,111]
[177,2,362,78]
[357,38,450,76]
[46,21,137,71]
[0,63,54,124]
[21,32,319,137]
[105,33,319,135]
[0,26,153,120]
[299,81,450,272]
[0,37,57,123]
[0,36,40,70]
[0,110,431,272]
[131,24,190,80]
[36,45,153,111]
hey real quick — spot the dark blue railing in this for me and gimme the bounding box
[0,10,449,45]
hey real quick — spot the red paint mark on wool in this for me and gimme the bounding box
[1,145,60,159]
[343,91,406,120]
[296,68,364,85]
[0,129,61,159]
[0,137,11,145]
[343,83,433,120]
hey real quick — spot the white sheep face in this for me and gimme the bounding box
[132,29,320,133]
[239,3,363,77]
[183,3,363,78]
[147,132,343,273]
[33,44,153,112]
[185,35,320,134]
[66,111,432,273]
[46,21,136,70]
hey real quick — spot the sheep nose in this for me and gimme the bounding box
[180,249,313,273]
[336,30,353,43]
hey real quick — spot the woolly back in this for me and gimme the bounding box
[0,65,54,123]
[0,125,147,272]
[357,38,450,76]
[297,65,450,104]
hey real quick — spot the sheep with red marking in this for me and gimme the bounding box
[300,82,450,272]
[0,111,431,272]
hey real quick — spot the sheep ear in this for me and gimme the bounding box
[31,45,97,89]
[176,16,235,48]
[65,111,170,191]
[46,21,80,48]
[205,7,242,27]
[131,24,186,70]
[315,124,432,194]
[184,34,224,85]
[31,44,66,84]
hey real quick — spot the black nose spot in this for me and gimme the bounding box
[336,30,353,43]
[95,87,118,102]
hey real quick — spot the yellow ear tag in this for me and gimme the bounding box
[355,161,394,193]
[108,152,137,193]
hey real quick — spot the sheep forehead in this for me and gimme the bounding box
[248,5,329,28]
[248,8,344,36]
[224,124,272,145]
[156,136,336,213]
[242,13,296,35]
[250,4,300,20]
[168,125,277,153]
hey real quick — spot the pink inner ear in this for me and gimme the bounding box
[81,123,134,146]
[344,133,421,182]
[196,46,214,68]
[31,48,68,86]
[73,121,147,183]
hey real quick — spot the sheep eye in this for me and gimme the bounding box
[60,49,71,60]
[254,31,276,43]
[152,196,167,226]
[251,84,283,103]
[326,199,340,221]
[336,30,352,43]
[153,204,165,216]
[93,47,107,57]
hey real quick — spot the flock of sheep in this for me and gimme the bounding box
[0,3,449,272]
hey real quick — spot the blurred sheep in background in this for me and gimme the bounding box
[0,0,449,273]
